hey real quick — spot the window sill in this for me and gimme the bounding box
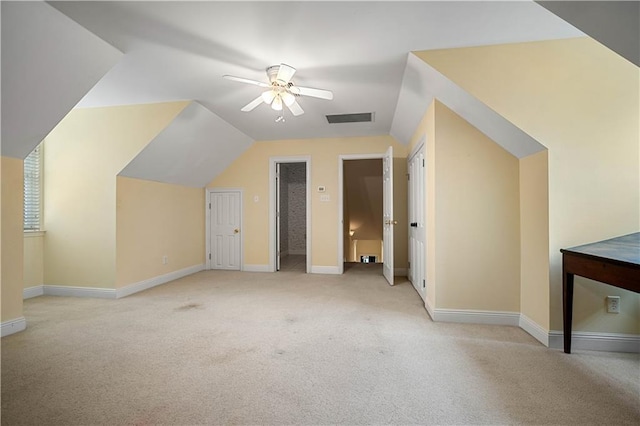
[24,231,45,238]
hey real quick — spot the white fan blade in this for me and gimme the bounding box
[286,99,304,116]
[241,95,264,112]
[223,75,270,88]
[290,85,333,100]
[276,63,296,84]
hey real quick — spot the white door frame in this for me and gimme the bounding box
[269,156,311,273]
[337,153,385,275]
[206,188,243,270]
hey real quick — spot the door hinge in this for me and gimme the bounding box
[423,279,426,288]
[422,159,425,167]
[209,203,211,209]
[407,173,410,181]
[209,253,211,260]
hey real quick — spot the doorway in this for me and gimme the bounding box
[269,157,311,273]
[338,147,395,285]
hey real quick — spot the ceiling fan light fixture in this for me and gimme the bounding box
[271,95,283,111]
[281,91,295,107]
[261,90,276,104]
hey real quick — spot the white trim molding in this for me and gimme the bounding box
[310,265,341,274]
[1,317,27,337]
[424,297,435,321]
[43,285,116,299]
[549,330,640,353]
[116,264,204,298]
[519,314,550,347]
[430,308,520,326]
[23,285,45,299]
[243,264,270,272]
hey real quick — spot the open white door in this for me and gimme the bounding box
[382,146,394,285]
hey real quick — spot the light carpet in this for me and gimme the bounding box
[2,265,639,425]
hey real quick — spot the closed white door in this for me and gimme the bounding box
[210,191,241,270]
[408,145,426,300]
[382,146,395,286]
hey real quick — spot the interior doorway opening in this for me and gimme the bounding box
[270,156,311,273]
[277,162,307,272]
[341,158,383,270]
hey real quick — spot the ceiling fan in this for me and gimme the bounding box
[223,64,333,117]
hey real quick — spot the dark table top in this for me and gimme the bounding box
[560,232,640,267]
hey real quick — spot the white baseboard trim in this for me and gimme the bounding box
[519,314,549,347]
[549,330,640,353]
[424,297,435,321]
[243,264,270,272]
[432,308,520,326]
[43,285,116,299]
[1,317,26,337]
[23,285,44,299]
[394,268,408,277]
[116,264,204,298]
[311,265,341,274]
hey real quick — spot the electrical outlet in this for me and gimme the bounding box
[606,296,620,313]
[162,255,168,265]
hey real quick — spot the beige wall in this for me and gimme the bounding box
[519,151,550,328]
[208,136,408,269]
[1,156,24,322]
[24,234,44,289]
[115,177,205,288]
[417,37,639,333]
[432,101,521,311]
[43,102,188,288]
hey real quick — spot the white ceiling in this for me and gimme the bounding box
[48,1,582,143]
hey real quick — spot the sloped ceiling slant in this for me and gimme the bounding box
[119,102,254,188]
[391,53,545,159]
[1,1,123,159]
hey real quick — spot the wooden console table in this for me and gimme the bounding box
[560,232,640,354]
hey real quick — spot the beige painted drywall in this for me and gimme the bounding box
[1,156,24,322]
[208,136,408,270]
[417,37,639,333]
[432,101,521,311]
[43,102,188,288]
[24,234,44,289]
[520,150,550,329]
[115,177,205,288]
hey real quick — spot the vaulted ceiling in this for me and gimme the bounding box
[2,1,635,187]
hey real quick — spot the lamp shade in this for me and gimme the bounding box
[281,91,295,107]
[261,90,276,104]
[271,95,283,111]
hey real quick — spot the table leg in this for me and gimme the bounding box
[563,271,574,354]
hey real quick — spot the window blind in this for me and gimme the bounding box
[24,146,41,231]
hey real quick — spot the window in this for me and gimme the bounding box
[24,145,42,231]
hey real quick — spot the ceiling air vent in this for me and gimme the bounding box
[326,112,374,124]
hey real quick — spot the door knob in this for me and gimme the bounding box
[234,229,240,234]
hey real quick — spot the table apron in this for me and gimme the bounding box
[563,254,640,293]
